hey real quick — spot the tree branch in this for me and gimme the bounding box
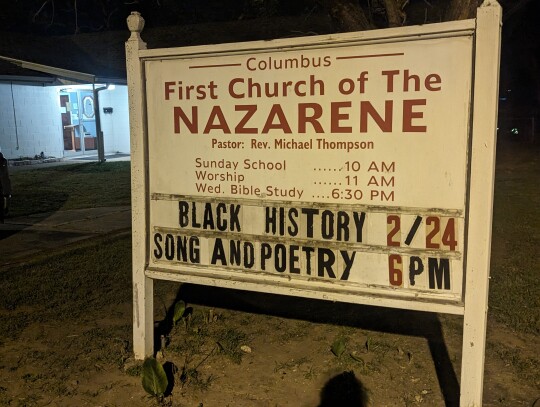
[383,0,402,27]
[32,0,51,23]
[74,0,79,34]
[445,0,481,21]
[317,0,374,32]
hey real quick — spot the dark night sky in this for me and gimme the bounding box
[499,0,540,114]
[0,0,538,113]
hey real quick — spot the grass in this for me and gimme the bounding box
[0,235,132,340]
[0,233,134,406]
[487,341,540,383]
[489,144,540,334]
[9,162,131,217]
[168,311,249,362]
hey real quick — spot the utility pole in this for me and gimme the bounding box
[93,84,107,163]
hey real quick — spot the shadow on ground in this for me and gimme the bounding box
[0,229,19,240]
[0,189,69,235]
[161,284,460,407]
[318,370,369,407]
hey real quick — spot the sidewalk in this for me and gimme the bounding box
[0,206,131,268]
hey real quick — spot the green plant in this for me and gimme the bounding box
[215,328,248,364]
[172,300,187,327]
[141,357,168,402]
[125,363,143,377]
[365,336,373,352]
[331,337,346,357]
[303,366,317,380]
[350,351,365,366]
[179,365,214,391]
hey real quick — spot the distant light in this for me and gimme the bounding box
[511,128,519,135]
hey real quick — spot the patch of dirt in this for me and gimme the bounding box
[0,284,538,407]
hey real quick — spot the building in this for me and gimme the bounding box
[0,15,334,161]
[0,31,129,161]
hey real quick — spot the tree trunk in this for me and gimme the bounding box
[445,0,482,21]
[383,0,402,27]
[317,0,374,32]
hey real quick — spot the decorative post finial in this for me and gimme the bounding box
[127,11,145,40]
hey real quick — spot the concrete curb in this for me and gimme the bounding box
[8,158,63,167]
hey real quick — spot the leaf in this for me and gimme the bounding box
[173,301,186,326]
[350,351,365,365]
[365,337,372,353]
[331,338,346,357]
[141,357,168,397]
[407,351,413,363]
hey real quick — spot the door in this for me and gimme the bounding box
[60,95,75,151]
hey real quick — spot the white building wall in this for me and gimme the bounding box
[0,83,64,160]
[99,85,130,154]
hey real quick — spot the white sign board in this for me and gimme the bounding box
[144,32,472,310]
[126,3,501,405]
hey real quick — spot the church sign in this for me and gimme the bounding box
[126,3,501,405]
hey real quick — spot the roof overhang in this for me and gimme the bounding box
[0,74,57,85]
[0,55,127,85]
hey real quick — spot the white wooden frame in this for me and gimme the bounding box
[126,2,501,405]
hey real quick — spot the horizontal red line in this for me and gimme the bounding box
[336,52,404,60]
[189,63,242,69]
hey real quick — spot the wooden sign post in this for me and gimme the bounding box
[126,2,501,405]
